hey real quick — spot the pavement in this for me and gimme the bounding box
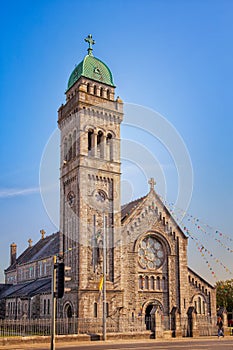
[0,336,232,350]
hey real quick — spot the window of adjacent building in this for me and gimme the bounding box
[44,262,47,275]
[38,262,43,277]
[29,266,34,278]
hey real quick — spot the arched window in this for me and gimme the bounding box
[156,276,161,290]
[106,302,109,317]
[87,83,90,93]
[139,276,143,290]
[106,133,113,160]
[100,87,103,97]
[97,131,104,158]
[150,276,154,290]
[198,296,201,314]
[73,130,76,158]
[94,302,98,317]
[193,294,206,314]
[203,301,205,314]
[106,89,110,99]
[145,276,149,289]
[18,302,21,315]
[88,129,94,153]
[47,299,50,315]
[68,134,72,161]
[44,299,46,315]
[162,276,166,290]
[64,138,67,162]
[93,85,97,95]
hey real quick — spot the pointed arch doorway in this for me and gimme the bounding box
[144,300,164,333]
[63,302,74,334]
[145,304,153,330]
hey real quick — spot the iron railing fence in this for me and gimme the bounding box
[0,315,218,337]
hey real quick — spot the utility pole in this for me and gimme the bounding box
[51,255,56,350]
[102,213,107,340]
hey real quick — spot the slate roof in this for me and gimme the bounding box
[188,267,215,289]
[121,192,188,240]
[0,278,51,299]
[121,196,146,223]
[5,232,60,272]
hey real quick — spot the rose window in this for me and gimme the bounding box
[138,236,165,270]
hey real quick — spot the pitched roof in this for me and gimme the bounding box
[188,267,215,289]
[5,232,60,272]
[0,278,51,299]
[121,196,146,223]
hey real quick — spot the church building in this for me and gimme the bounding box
[0,35,216,337]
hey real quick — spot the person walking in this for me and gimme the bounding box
[217,316,224,338]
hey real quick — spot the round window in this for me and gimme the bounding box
[138,236,165,270]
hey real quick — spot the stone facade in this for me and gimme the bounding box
[56,44,216,333]
[0,40,216,336]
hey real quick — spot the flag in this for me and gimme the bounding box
[98,276,104,302]
[98,275,104,291]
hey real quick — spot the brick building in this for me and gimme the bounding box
[0,35,216,336]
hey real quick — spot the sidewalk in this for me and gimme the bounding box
[0,335,232,349]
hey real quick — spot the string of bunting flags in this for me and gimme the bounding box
[157,194,232,280]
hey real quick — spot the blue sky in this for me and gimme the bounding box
[0,0,232,284]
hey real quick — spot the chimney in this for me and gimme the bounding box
[10,243,17,265]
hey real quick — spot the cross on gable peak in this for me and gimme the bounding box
[148,178,156,191]
[40,229,46,239]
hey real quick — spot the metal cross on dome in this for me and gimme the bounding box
[85,34,95,56]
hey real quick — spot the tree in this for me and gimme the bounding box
[216,279,233,311]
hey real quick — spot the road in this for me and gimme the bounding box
[4,338,233,350]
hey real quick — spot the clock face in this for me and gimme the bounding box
[95,190,106,203]
[138,236,165,270]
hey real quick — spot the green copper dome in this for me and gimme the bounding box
[67,35,114,91]
[67,54,114,90]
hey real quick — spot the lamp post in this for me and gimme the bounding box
[102,213,107,341]
[50,255,56,350]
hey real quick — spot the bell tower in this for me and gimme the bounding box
[58,35,123,317]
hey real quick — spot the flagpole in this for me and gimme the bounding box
[102,213,107,340]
